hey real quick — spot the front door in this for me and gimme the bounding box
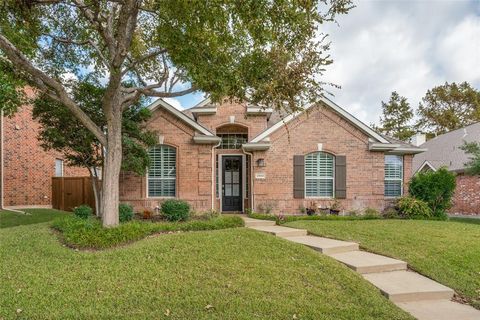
[222,156,242,212]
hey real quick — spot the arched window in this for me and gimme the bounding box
[305,152,335,197]
[147,145,176,197]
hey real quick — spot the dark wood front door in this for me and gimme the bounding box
[222,156,242,212]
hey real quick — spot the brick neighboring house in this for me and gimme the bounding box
[0,89,88,209]
[120,97,424,214]
[412,123,480,215]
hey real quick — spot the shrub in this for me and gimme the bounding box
[119,203,134,223]
[51,215,244,249]
[363,208,380,218]
[397,196,432,219]
[409,167,456,217]
[193,209,220,220]
[161,199,190,221]
[73,205,92,219]
[382,207,399,219]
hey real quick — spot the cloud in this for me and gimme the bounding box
[163,97,183,110]
[320,0,479,125]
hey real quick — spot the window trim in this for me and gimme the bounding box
[384,154,403,198]
[304,151,335,199]
[146,144,177,199]
[55,159,64,177]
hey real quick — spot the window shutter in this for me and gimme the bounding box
[335,155,346,199]
[293,155,305,199]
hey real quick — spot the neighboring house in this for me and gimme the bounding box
[0,88,87,209]
[120,97,424,214]
[412,123,480,215]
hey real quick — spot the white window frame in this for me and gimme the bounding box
[305,152,335,198]
[384,154,403,198]
[146,145,177,198]
[55,159,64,177]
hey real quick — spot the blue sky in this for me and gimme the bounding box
[166,0,480,125]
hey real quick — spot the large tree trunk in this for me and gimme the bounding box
[101,111,123,227]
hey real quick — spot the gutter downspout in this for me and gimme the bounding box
[0,110,25,214]
[242,147,254,212]
[211,139,221,211]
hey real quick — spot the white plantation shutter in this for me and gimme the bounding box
[384,155,403,197]
[305,152,335,197]
[148,145,176,197]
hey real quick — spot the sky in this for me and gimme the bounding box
[166,0,480,126]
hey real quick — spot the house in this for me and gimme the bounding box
[0,88,87,210]
[412,123,480,215]
[120,97,424,214]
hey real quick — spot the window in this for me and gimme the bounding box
[147,145,176,197]
[385,155,403,197]
[305,152,335,197]
[55,159,64,177]
[218,134,248,149]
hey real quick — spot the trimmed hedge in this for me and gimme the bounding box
[397,196,432,219]
[52,215,244,249]
[161,199,190,221]
[73,205,92,219]
[247,211,381,224]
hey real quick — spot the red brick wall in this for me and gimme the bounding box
[450,173,480,215]
[251,104,413,214]
[2,94,88,208]
[196,100,268,140]
[119,108,213,213]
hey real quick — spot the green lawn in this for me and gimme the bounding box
[0,209,69,228]
[0,222,412,319]
[285,219,480,309]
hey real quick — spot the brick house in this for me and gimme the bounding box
[120,97,424,214]
[412,123,480,215]
[0,89,87,209]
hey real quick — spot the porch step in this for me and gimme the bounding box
[250,225,307,238]
[363,271,454,303]
[284,236,359,254]
[243,217,276,227]
[329,251,407,274]
[395,299,480,320]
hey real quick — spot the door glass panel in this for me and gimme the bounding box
[225,171,232,183]
[232,184,239,196]
[232,172,239,183]
[225,185,232,196]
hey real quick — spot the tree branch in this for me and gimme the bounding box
[122,48,167,75]
[0,34,107,145]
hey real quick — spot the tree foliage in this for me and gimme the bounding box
[0,0,353,226]
[460,141,480,176]
[375,91,415,141]
[32,81,156,176]
[416,82,480,136]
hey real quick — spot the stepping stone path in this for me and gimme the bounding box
[243,217,480,320]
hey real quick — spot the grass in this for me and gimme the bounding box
[0,222,413,319]
[285,219,480,309]
[52,215,245,249]
[248,211,381,224]
[0,208,69,228]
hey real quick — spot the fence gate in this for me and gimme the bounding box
[52,177,97,213]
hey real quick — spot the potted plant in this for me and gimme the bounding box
[329,199,342,215]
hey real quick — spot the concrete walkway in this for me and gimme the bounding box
[243,217,480,320]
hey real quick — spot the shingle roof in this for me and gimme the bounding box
[412,122,480,173]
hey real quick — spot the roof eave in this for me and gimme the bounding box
[192,135,222,144]
[242,143,271,151]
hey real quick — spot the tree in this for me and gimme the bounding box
[0,0,352,226]
[375,91,415,141]
[460,141,480,175]
[416,82,480,136]
[32,81,156,215]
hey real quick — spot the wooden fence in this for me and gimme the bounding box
[52,177,98,213]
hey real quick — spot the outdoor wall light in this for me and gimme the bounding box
[256,158,266,167]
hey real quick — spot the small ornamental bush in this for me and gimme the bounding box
[409,167,456,217]
[119,203,134,223]
[73,205,92,219]
[397,196,432,219]
[382,207,399,219]
[161,199,190,221]
[363,208,380,218]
